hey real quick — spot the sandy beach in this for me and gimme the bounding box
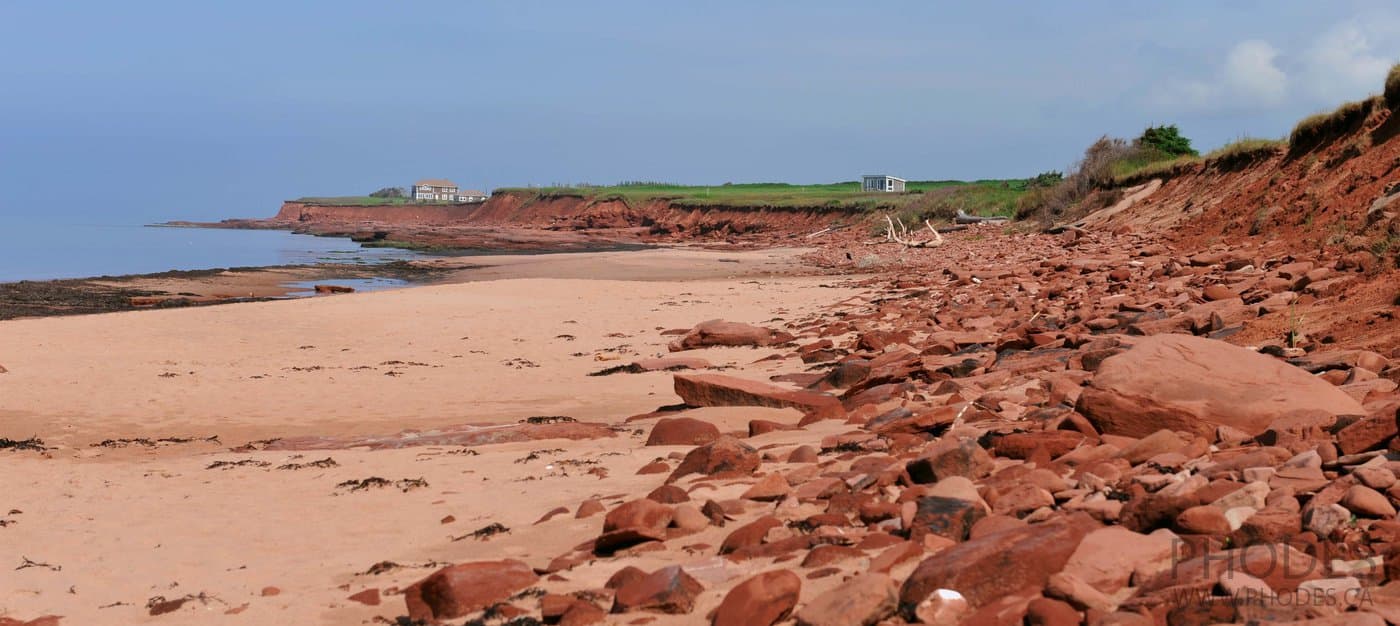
[0,246,859,625]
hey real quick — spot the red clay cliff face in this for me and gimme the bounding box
[272,201,480,226]
[242,193,862,251]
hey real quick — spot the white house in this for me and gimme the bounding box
[412,179,460,201]
[861,175,906,193]
[412,179,488,203]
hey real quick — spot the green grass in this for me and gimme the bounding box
[1104,147,1182,181]
[1205,137,1285,162]
[1109,155,1202,187]
[1204,137,1285,169]
[494,179,1029,217]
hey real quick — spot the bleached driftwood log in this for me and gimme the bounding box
[883,215,945,248]
[954,209,1009,224]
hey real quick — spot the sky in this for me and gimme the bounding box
[2,1,1400,224]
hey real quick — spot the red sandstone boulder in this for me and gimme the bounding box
[645,417,721,446]
[910,496,987,542]
[905,438,994,484]
[711,570,801,626]
[595,498,674,554]
[667,435,760,484]
[668,319,795,352]
[612,565,705,614]
[1061,526,1179,594]
[719,515,783,554]
[899,514,1098,610]
[403,559,538,621]
[1078,335,1365,438]
[673,373,843,419]
[795,573,899,626]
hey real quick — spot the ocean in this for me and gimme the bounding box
[0,223,425,283]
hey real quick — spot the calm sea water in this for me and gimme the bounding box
[0,223,425,283]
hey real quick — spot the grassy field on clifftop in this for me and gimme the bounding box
[494,179,1030,217]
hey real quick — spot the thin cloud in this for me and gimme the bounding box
[1147,40,1287,113]
[1299,22,1395,101]
[1223,40,1288,105]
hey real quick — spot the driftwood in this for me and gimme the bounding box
[1045,222,1088,235]
[954,209,1009,224]
[883,215,945,248]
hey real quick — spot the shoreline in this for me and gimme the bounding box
[2,223,1397,625]
[0,232,783,320]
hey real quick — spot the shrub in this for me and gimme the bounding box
[369,186,406,198]
[1028,171,1064,188]
[1138,125,1198,157]
[1386,64,1400,107]
[1289,96,1379,151]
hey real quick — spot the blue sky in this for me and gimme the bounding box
[3,1,1399,223]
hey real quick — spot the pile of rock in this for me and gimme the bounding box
[397,228,1400,625]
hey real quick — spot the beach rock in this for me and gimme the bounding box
[576,499,605,518]
[631,356,711,372]
[1342,485,1396,518]
[787,445,819,463]
[1078,334,1364,437]
[347,588,381,606]
[668,319,795,352]
[711,570,801,626]
[542,594,605,625]
[720,516,783,554]
[1061,527,1179,594]
[1335,410,1399,454]
[900,513,1097,609]
[913,589,971,625]
[1202,284,1235,301]
[612,565,704,614]
[1143,543,1321,592]
[403,559,538,621]
[636,460,670,475]
[1025,597,1080,626]
[667,435,760,483]
[313,284,354,294]
[905,438,993,484]
[1355,466,1397,490]
[673,373,843,419]
[795,573,899,626]
[741,473,793,501]
[646,417,721,446]
[910,496,987,542]
[647,484,689,503]
[605,566,648,590]
[1176,505,1231,535]
[595,499,674,554]
[0,617,61,626]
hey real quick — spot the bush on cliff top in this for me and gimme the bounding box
[1385,63,1400,107]
[1289,96,1380,151]
[1138,124,1198,157]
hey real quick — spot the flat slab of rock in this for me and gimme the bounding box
[674,373,842,419]
[668,319,795,352]
[1078,335,1364,438]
